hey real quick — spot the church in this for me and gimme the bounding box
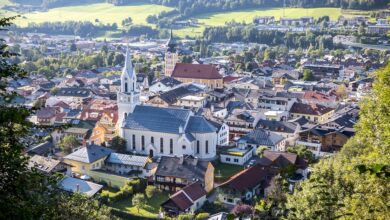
[118,47,218,160]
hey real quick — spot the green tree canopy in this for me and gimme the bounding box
[286,63,390,219]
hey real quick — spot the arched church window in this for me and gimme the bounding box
[125,82,128,92]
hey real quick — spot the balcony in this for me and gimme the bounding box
[296,140,321,149]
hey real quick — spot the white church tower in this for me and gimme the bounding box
[117,47,140,129]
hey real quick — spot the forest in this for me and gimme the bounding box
[11,0,389,11]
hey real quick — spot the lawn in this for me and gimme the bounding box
[174,7,372,37]
[214,163,244,183]
[5,2,173,27]
[111,191,169,218]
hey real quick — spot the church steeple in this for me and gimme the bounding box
[120,46,138,94]
[166,29,177,53]
[118,45,140,129]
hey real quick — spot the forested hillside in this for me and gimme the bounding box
[111,0,388,16]
[286,64,390,219]
[11,0,389,11]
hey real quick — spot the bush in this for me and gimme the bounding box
[145,185,158,199]
[126,178,146,193]
[195,212,210,220]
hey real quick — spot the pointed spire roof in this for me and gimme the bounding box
[122,45,134,78]
[166,29,177,52]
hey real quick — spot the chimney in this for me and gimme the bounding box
[211,104,214,112]
[179,125,184,134]
[192,157,198,166]
[76,184,80,193]
[179,155,184,164]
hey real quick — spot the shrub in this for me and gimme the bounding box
[195,212,210,220]
[145,185,158,199]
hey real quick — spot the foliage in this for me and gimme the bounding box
[256,146,269,157]
[287,145,316,163]
[286,63,390,219]
[145,185,158,199]
[302,69,315,81]
[231,204,254,218]
[14,21,117,37]
[195,212,210,220]
[109,136,127,153]
[132,193,146,213]
[57,135,80,154]
[0,16,114,220]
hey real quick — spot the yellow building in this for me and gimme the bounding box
[90,112,118,145]
[63,145,113,176]
[290,103,335,123]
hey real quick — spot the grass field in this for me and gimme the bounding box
[2,2,173,27]
[0,1,373,38]
[175,7,358,37]
[214,163,244,183]
[111,191,168,218]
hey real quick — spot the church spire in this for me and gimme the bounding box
[122,44,134,79]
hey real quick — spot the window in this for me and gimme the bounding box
[182,145,186,150]
[234,159,239,163]
[170,139,173,154]
[151,137,154,144]
[226,157,231,162]
[205,141,209,154]
[125,82,128,92]
[196,141,200,154]
[132,135,136,150]
[141,136,145,151]
[160,138,164,153]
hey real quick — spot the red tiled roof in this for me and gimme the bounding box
[161,181,207,211]
[290,103,334,116]
[303,91,333,102]
[220,165,268,192]
[223,76,240,83]
[169,191,193,211]
[182,181,207,201]
[172,63,222,80]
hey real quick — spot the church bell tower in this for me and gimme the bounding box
[117,46,140,129]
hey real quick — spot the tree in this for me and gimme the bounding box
[132,193,146,213]
[195,212,210,220]
[256,146,269,157]
[145,185,158,199]
[58,135,80,154]
[335,84,348,99]
[109,136,127,153]
[286,64,390,219]
[0,16,115,219]
[287,145,316,163]
[231,204,254,218]
[302,69,315,81]
[70,42,77,52]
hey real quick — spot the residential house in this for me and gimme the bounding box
[257,151,309,187]
[90,111,118,145]
[302,91,338,108]
[103,153,155,178]
[297,126,354,154]
[154,155,214,192]
[218,165,268,205]
[237,128,286,152]
[161,181,207,216]
[149,77,182,94]
[59,176,103,197]
[28,155,69,175]
[63,144,113,176]
[290,103,335,123]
